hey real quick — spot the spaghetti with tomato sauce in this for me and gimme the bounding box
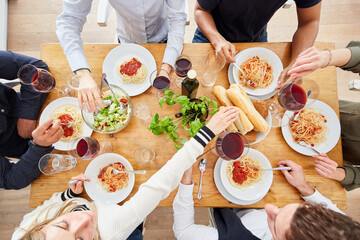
[51,105,83,142]
[117,57,147,84]
[58,114,74,137]
[98,162,129,192]
[226,156,263,188]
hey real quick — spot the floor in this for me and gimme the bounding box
[1,0,360,239]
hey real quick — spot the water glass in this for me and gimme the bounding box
[200,50,226,87]
[38,154,77,175]
[134,146,155,164]
[67,72,80,90]
[134,102,151,121]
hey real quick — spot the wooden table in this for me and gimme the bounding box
[30,42,347,209]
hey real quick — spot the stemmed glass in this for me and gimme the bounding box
[174,55,192,88]
[18,64,75,96]
[67,137,112,160]
[150,69,172,99]
[38,153,77,175]
[197,131,249,160]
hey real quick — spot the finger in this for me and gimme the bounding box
[315,163,332,175]
[81,90,92,112]
[52,127,64,141]
[281,168,292,179]
[297,46,316,58]
[223,48,235,63]
[46,120,62,136]
[93,89,104,109]
[36,119,55,133]
[78,93,83,110]
[314,158,338,168]
[86,91,98,113]
[230,44,237,58]
[314,166,327,177]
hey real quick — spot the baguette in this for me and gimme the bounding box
[219,106,238,132]
[234,107,253,134]
[226,88,269,133]
[213,86,233,106]
[230,84,252,106]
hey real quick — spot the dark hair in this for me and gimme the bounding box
[286,202,360,240]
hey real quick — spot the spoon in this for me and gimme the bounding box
[197,158,207,200]
[101,73,128,114]
[112,169,146,175]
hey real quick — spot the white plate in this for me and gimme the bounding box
[232,47,283,97]
[228,64,277,100]
[219,148,273,202]
[84,153,135,204]
[102,44,157,96]
[214,158,267,205]
[39,97,92,151]
[281,100,341,156]
[248,96,272,145]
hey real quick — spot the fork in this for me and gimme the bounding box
[112,169,146,174]
[298,141,321,155]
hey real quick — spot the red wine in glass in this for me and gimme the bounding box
[68,137,100,159]
[18,64,38,84]
[153,76,170,90]
[31,69,56,92]
[175,58,191,77]
[278,83,307,111]
[215,132,246,160]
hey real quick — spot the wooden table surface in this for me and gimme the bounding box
[30,42,346,209]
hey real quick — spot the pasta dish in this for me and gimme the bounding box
[98,162,129,192]
[238,56,273,89]
[290,107,328,146]
[51,105,83,142]
[226,156,263,188]
[117,57,147,84]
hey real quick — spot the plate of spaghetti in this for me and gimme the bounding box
[84,153,135,204]
[220,148,273,202]
[281,100,341,156]
[232,47,283,96]
[39,97,92,151]
[102,43,156,96]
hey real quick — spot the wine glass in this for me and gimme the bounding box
[277,77,319,111]
[38,154,77,175]
[200,50,226,87]
[174,55,192,88]
[17,64,75,96]
[150,69,172,99]
[67,72,80,90]
[67,137,112,160]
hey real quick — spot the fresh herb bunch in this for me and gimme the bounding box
[148,90,218,149]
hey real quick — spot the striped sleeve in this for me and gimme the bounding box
[193,126,216,147]
[61,188,81,201]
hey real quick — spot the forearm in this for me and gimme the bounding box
[339,166,360,191]
[302,189,343,214]
[194,8,223,46]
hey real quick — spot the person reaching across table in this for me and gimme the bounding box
[193,0,321,85]
[0,51,63,190]
[12,107,239,240]
[173,160,360,240]
[56,0,186,112]
[287,42,360,190]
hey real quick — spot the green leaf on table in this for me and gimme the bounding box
[175,144,183,150]
[180,138,188,144]
[159,98,164,109]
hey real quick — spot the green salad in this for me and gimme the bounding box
[92,91,131,132]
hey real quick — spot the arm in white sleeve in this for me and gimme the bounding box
[56,0,93,72]
[96,127,216,240]
[302,189,344,214]
[163,0,186,67]
[173,183,218,240]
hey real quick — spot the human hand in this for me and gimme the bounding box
[69,174,90,195]
[277,160,314,197]
[32,119,63,147]
[313,153,345,181]
[206,106,239,135]
[212,38,236,63]
[17,118,37,139]
[76,69,103,112]
[181,167,193,185]
[287,47,330,79]
[276,63,294,90]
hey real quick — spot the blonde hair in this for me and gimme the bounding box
[19,198,101,240]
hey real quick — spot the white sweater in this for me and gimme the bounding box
[12,127,215,240]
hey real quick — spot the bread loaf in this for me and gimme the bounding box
[213,86,233,106]
[234,107,253,134]
[226,88,269,133]
[219,106,238,132]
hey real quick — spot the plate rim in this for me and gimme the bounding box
[281,100,341,156]
[84,153,135,204]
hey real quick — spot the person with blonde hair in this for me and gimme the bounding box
[12,107,240,240]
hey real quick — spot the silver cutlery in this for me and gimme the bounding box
[250,166,292,171]
[102,73,128,115]
[112,169,146,175]
[197,158,207,200]
[298,141,321,155]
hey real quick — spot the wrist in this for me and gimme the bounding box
[29,139,53,151]
[332,168,346,181]
[75,69,91,77]
[321,50,332,68]
[297,183,315,197]
[161,63,172,73]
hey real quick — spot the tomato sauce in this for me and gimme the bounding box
[58,114,74,137]
[120,58,142,76]
[232,161,249,184]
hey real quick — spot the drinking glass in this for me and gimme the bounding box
[133,102,151,121]
[67,137,101,160]
[17,64,74,96]
[38,154,77,175]
[174,55,192,88]
[150,69,172,99]
[277,78,319,111]
[200,50,226,87]
[134,146,155,164]
[67,72,80,90]
[211,131,249,160]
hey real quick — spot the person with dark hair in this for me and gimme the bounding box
[193,0,322,84]
[173,160,360,240]
[0,51,63,189]
[287,41,360,190]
